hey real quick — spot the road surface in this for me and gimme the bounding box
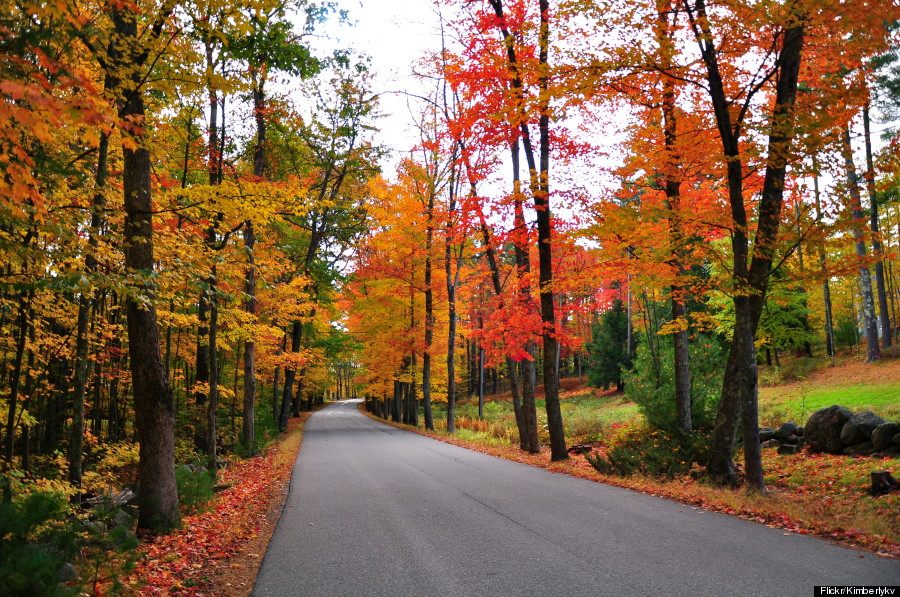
[253,400,899,596]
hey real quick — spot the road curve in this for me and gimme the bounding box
[253,400,899,597]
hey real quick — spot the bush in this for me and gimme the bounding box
[623,334,725,433]
[0,479,79,597]
[585,423,711,478]
[175,465,215,510]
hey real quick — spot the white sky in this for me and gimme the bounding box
[312,0,447,173]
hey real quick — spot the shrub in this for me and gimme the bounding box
[0,478,79,597]
[585,423,711,478]
[623,334,725,433]
[175,465,215,510]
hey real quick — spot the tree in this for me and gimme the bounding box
[585,299,631,392]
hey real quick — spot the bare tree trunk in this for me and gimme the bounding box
[423,192,435,430]
[862,103,891,347]
[843,125,881,362]
[69,132,108,485]
[279,321,301,430]
[3,292,30,467]
[512,139,539,453]
[206,275,218,477]
[813,164,836,363]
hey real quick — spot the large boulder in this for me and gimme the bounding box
[805,406,852,454]
[840,411,886,447]
[871,423,899,451]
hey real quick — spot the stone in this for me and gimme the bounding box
[842,441,877,456]
[869,471,898,496]
[894,432,900,446]
[871,423,900,451]
[110,509,134,530]
[874,447,900,458]
[761,439,781,449]
[775,421,800,440]
[796,426,804,437]
[84,488,135,508]
[777,444,802,455]
[758,427,777,443]
[57,562,77,582]
[840,411,886,447]
[567,443,593,455]
[782,434,801,446]
[805,406,853,454]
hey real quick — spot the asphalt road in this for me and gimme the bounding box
[253,399,899,597]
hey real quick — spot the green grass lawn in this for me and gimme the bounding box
[428,356,898,445]
[759,382,900,425]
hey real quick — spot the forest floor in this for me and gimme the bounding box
[119,411,316,596]
[369,351,900,557]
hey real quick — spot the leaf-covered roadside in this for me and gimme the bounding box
[360,404,899,559]
[121,415,309,596]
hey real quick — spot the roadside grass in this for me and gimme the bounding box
[393,354,900,556]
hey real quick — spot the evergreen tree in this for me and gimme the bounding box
[585,299,631,391]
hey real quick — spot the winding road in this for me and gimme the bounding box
[253,400,899,596]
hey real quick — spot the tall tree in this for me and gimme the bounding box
[683,0,805,489]
[842,124,881,362]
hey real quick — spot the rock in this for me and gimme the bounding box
[777,444,802,455]
[83,520,107,535]
[57,562,77,582]
[874,447,900,458]
[758,427,777,443]
[894,432,900,447]
[869,471,898,496]
[567,443,593,455]
[871,423,900,451]
[84,488,135,508]
[186,463,208,474]
[110,509,134,530]
[842,441,877,456]
[782,434,801,446]
[761,439,781,449]
[796,426,804,437]
[840,411,886,446]
[775,421,800,440]
[805,406,853,454]
[213,483,233,493]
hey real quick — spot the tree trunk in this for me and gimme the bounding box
[813,164,836,363]
[512,141,539,453]
[113,6,179,531]
[69,131,108,485]
[862,103,891,347]
[843,125,881,362]
[699,4,804,490]
[3,293,30,467]
[279,321,301,430]
[656,6,692,433]
[206,276,218,477]
[423,192,435,430]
